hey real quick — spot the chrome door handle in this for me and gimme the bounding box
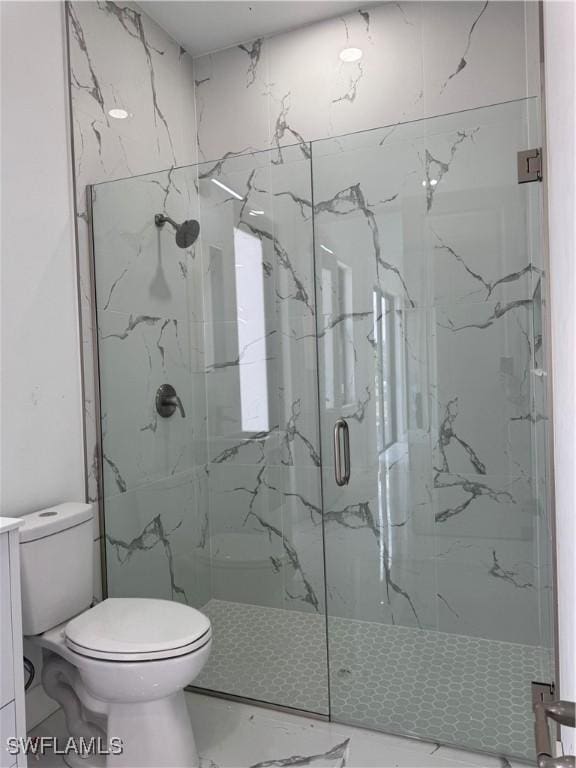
[333,418,351,486]
[342,419,350,484]
[334,419,345,486]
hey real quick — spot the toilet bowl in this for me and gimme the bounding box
[20,504,211,768]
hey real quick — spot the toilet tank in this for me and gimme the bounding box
[19,503,94,635]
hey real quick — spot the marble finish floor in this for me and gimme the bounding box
[30,691,531,768]
[196,600,551,761]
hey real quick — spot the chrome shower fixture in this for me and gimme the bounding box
[154,213,200,249]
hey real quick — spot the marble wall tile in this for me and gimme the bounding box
[195,144,316,322]
[206,463,287,608]
[68,0,198,508]
[91,173,200,323]
[105,468,210,608]
[90,153,208,507]
[194,39,271,164]
[98,309,198,497]
[321,464,438,628]
[275,465,325,614]
[308,91,547,645]
[422,100,541,307]
[192,140,327,621]
[313,132,427,313]
[320,458,546,644]
[68,2,196,181]
[205,347,275,440]
[434,534,547,645]
[192,1,539,164]
[421,1,539,119]
[268,3,424,151]
[205,458,327,615]
[202,317,315,440]
[433,472,535,537]
[434,301,535,479]
[312,100,541,318]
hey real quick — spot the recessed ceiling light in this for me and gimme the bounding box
[108,108,129,119]
[339,47,363,63]
[211,178,244,200]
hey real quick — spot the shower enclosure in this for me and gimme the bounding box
[89,97,554,762]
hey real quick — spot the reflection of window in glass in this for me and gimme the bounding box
[337,262,355,406]
[234,227,269,433]
[321,267,335,409]
[208,245,236,362]
[374,289,403,452]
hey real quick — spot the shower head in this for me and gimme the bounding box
[155,213,200,249]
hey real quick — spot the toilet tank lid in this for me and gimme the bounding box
[20,503,93,543]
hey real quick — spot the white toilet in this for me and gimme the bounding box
[20,502,211,768]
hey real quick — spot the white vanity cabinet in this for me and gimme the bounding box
[0,519,27,768]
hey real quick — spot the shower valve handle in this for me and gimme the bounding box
[156,384,186,418]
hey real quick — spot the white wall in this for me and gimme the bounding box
[543,0,576,756]
[0,1,85,516]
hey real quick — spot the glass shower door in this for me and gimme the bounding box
[190,144,329,714]
[89,101,553,749]
[313,100,554,760]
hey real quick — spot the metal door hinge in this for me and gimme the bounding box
[533,681,556,708]
[518,148,543,183]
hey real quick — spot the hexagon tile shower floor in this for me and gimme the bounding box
[196,600,551,761]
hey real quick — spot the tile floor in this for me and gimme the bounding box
[29,691,531,768]
[196,600,551,760]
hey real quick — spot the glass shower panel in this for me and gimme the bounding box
[313,99,553,759]
[191,145,329,713]
[91,166,210,608]
[90,143,330,715]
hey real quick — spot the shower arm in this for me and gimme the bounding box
[155,213,179,231]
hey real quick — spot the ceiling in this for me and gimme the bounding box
[142,1,372,58]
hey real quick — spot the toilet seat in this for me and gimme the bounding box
[64,597,211,661]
